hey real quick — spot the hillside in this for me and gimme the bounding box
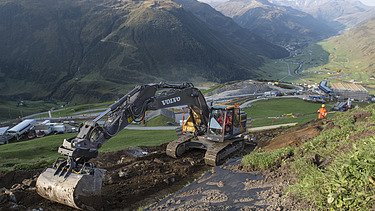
[270,0,375,29]
[215,0,335,45]
[288,17,375,92]
[0,0,288,103]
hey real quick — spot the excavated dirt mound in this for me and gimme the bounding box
[256,121,323,151]
[0,144,208,210]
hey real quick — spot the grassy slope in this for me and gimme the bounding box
[0,100,65,121]
[0,130,176,172]
[145,115,176,127]
[243,104,375,210]
[244,98,332,127]
[33,101,113,118]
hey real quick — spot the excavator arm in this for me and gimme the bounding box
[36,82,210,210]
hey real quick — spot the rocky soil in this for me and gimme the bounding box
[0,122,321,210]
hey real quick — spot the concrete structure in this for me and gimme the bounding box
[331,82,369,101]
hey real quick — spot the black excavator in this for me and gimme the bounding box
[36,83,248,210]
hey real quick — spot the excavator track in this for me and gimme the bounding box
[204,138,244,166]
[166,135,192,158]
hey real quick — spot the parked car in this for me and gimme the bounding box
[303,95,326,103]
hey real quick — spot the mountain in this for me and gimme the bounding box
[214,0,335,45]
[0,0,288,103]
[322,17,375,75]
[270,0,375,29]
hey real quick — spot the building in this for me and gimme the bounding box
[7,119,36,139]
[331,82,369,101]
[318,80,332,94]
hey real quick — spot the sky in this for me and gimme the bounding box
[361,0,375,6]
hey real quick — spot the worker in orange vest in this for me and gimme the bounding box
[317,104,328,119]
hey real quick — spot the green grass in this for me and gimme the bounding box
[244,98,331,127]
[201,84,225,95]
[242,147,294,170]
[34,101,113,118]
[288,105,375,210]
[0,130,176,172]
[0,100,64,121]
[258,43,329,83]
[144,115,176,127]
[243,104,375,210]
[259,35,375,94]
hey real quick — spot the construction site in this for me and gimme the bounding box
[0,81,374,210]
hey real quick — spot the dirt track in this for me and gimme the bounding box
[0,122,322,210]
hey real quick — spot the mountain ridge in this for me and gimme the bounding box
[0,0,288,103]
[214,0,335,45]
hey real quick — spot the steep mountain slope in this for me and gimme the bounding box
[0,0,288,103]
[215,0,335,45]
[270,0,375,29]
[321,17,375,75]
[175,0,287,58]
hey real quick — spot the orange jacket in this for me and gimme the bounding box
[317,107,327,119]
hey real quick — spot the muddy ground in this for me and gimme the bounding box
[0,121,322,210]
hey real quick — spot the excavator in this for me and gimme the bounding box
[36,83,248,210]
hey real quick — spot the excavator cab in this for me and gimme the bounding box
[167,104,247,166]
[206,105,247,142]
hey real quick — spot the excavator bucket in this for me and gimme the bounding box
[36,168,105,210]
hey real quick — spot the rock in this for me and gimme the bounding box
[153,158,164,164]
[272,193,280,198]
[166,198,175,205]
[22,178,36,187]
[118,170,128,178]
[276,206,283,211]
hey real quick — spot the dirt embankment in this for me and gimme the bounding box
[0,144,208,210]
[256,121,323,151]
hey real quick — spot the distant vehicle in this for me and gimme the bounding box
[303,95,326,103]
[332,101,352,112]
[7,119,36,140]
[0,127,10,144]
[34,124,53,137]
[46,123,66,134]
